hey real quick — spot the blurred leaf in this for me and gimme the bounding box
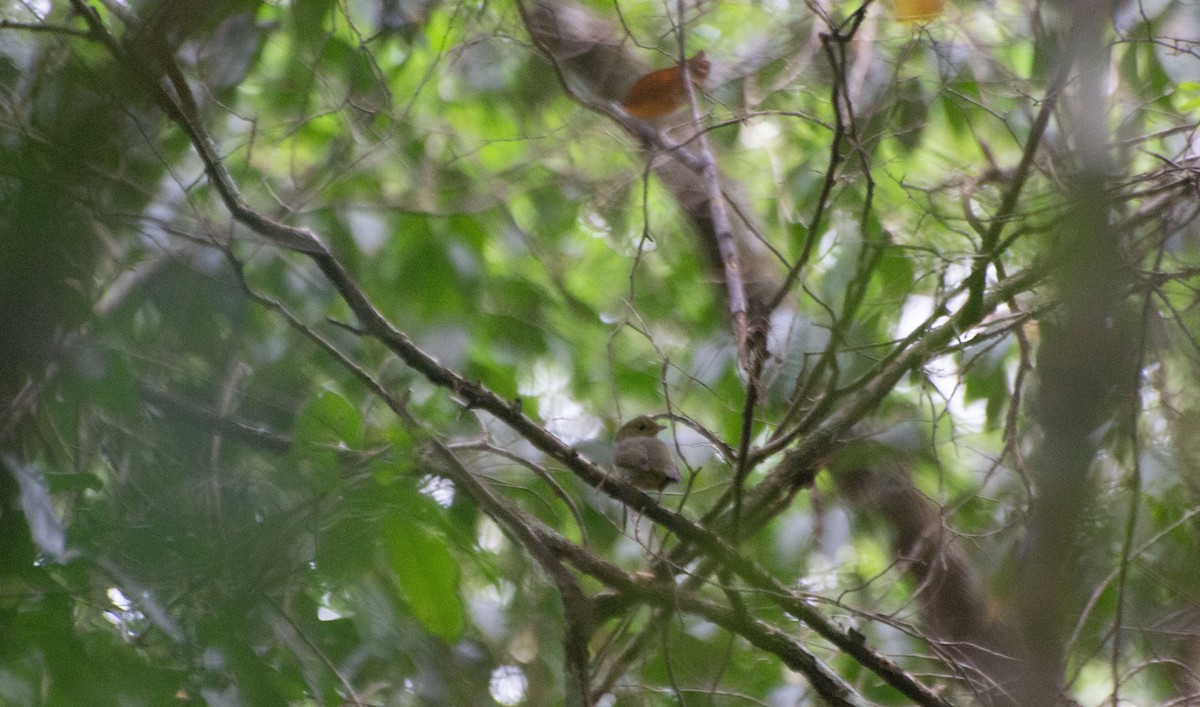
[939,92,969,137]
[293,390,362,480]
[891,77,928,151]
[875,246,915,303]
[291,0,335,45]
[383,514,465,643]
[200,12,264,90]
[3,456,71,563]
[296,390,362,449]
[963,339,1011,431]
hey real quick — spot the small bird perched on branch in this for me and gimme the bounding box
[620,51,710,120]
[613,416,681,490]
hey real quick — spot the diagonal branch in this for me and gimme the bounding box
[73,5,950,702]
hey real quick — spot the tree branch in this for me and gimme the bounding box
[77,5,952,702]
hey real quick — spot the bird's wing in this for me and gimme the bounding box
[613,442,652,472]
[647,444,681,482]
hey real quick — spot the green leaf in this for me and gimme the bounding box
[294,390,361,478]
[891,77,928,152]
[876,247,915,302]
[291,0,335,46]
[383,515,465,643]
[296,390,361,449]
[1175,81,1200,112]
[939,92,968,137]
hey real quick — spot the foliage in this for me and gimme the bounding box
[2,0,1199,704]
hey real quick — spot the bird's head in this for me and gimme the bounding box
[615,415,665,440]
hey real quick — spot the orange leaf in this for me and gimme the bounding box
[620,52,710,120]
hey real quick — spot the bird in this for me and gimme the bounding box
[613,416,681,490]
[620,51,710,120]
[894,0,942,22]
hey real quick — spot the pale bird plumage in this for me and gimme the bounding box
[613,415,680,490]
